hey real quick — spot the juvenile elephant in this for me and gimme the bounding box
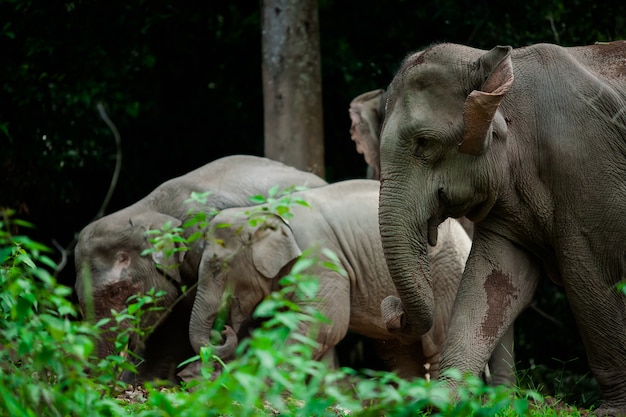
[74,154,327,382]
[377,41,626,415]
[186,179,515,382]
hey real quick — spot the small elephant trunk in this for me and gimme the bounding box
[189,271,238,360]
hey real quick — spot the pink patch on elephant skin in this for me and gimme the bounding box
[482,269,519,342]
[89,280,143,358]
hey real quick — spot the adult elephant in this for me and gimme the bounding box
[377,41,626,416]
[185,180,515,384]
[74,154,327,383]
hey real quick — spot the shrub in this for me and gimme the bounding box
[0,209,126,416]
[0,204,543,416]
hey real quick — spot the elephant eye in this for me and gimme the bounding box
[414,136,428,156]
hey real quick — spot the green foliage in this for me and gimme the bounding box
[132,183,540,416]
[0,204,578,417]
[247,184,312,224]
[0,208,125,416]
[92,287,168,391]
[127,247,538,417]
[0,208,173,415]
[142,221,188,263]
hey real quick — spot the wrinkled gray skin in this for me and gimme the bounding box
[350,88,474,238]
[185,179,514,383]
[378,41,626,416]
[74,154,327,383]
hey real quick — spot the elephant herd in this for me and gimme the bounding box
[75,40,626,416]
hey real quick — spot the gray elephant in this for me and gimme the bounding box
[377,41,626,416]
[74,154,327,382]
[186,179,515,383]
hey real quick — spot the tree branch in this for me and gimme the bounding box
[54,103,123,278]
[94,102,123,220]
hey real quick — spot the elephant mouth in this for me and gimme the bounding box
[464,197,495,222]
[438,189,494,224]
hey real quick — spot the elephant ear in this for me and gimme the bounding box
[460,45,514,156]
[132,212,186,284]
[349,89,386,179]
[252,215,302,279]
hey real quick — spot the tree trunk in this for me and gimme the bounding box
[261,0,325,178]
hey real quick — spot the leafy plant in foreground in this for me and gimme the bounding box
[0,197,545,416]
[0,209,126,416]
[129,242,540,417]
[0,209,170,415]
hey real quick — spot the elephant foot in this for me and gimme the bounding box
[177,359,224,386]
[593,404,626,417]
[177,360,202,384]
[380,296,406,332]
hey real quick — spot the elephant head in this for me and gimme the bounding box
[74,209,190,358]
[378,44,513,337]
[349,89,386,180]
[189,210,302,358]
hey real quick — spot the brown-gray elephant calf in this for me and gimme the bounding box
[74,154,327,383]
[186,179,514,383]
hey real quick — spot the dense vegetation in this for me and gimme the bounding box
[0,209,587,416]
[2,1,625,412]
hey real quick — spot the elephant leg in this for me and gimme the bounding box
[486,323,516,386]
[557,240,626,415]
[319,347,339,369]
[297,272,351,361]
[440,233,540,383]
[374,339,426,379]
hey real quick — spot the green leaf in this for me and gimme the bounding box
[254,349,276,368]
[185,191,213,204]
[177,355,201,368]
[0,247,12,264]
[253,299,282,318]
[267,184,280,198]
[16,253,36,270]
[321,260,348,277]
[298,279,319,299]
[95,317,111,328]
[293,197,310,207]
[290,257,314,275]
[127,303,140,315]
[12,219,34,229]
[248,194,267,204]
[16,295,35,317]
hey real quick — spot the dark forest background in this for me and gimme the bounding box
[2,0,625,405]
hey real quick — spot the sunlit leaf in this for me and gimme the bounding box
[248,194,266,204]
[290,257,314,275]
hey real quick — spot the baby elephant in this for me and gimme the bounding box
[186,179,514,382]
[74,154,327,383]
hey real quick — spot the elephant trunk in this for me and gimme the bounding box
[189,271,238,360]
[378,177,435,338]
